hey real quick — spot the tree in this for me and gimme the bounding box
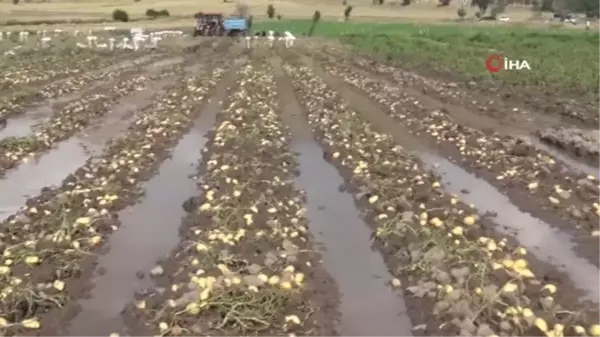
[457,6,467,17]
[146,8,159,18]
[343,5,353,21]
[308,10,321,36]
[247,15,254,30]
[471,0,491,14]
[267,4,276,19]
[112,9,129,22]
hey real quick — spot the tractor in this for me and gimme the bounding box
[222,16,248,36]
[193,12,224,36]
[193,12,248,37]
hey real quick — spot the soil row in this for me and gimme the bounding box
[0,54,163,121]
[282,62,600,337]
[0,59,231,337]
[0,50,133,93]
[312,43,598,127]
[315,57,600,253]
[124,63,337,336]
[0,60,182,177]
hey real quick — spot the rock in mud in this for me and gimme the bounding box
[509,136,535,157]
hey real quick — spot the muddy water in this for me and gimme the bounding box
[79,77,177,155]
[272,57,413,336]
[295,56,600,304]
[66,66,239,336]
[0,103,53,139]
[420,153,600,303]
[0,75,177,224]
[0,139,88,222]
[0,93,91,140]
[0,54,168,140]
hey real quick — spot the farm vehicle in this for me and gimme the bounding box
[193,13,248,37]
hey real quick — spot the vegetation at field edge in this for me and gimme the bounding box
[253,20,599,98]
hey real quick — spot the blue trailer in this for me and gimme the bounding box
[222,16,248,36]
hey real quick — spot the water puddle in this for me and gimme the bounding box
[66,67,238,336]
[0,139,89,222]
[0,75,179,224]
[420,153,600,303]
[293,141,413,335]
[272,57,413,335]
[79,77,177,155]
[0,55,165,141]
[295,56,599,304]
[0,91,92,139]
[0,104,52,139]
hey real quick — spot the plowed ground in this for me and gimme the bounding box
[0,39,597,337]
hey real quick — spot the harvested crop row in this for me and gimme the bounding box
[126,64,334,337]
[282,63,600,337]
[0,54,162,120]
[318,60,600,237]
[313,46,598,126]
[0,63,229,336]
[0,50,129,91]
[0,65,179,176]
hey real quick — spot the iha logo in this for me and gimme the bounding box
[485,54,531,73]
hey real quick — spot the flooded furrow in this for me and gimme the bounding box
[66,68,236,336]
[79,76,179,156]
[287,56,600,302]
[272,57,413,336]
[1,103,53,139]
[420,153,600,303]
[0,75,179,223]
[1,85,114,140]
[0,56,177,142]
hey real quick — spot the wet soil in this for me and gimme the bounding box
[67,88,218,336]
[0,41,598,337]
[0,74,179,225]
[0,63,151,141]
[285,50,599,269]
[0,57,183,178]
[304,41,600,128]
[279,58,598,335]
[271,56,413,336]
[0,49,233,336]
[122,60,339,337]
[305,41,600,166]
[0,53,162,123]
[282,53,600,304]
[536,127,600,169]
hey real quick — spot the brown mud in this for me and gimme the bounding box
[304,41,599,167]
[279,58,598,336]
[312,39,598,126]
[0,40,597,337]
[0,42,234,337]
[271,56,413,335]
[284,49,599,269]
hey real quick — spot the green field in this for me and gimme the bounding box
[253,20,600,97]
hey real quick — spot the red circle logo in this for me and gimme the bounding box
[486,54,503,73]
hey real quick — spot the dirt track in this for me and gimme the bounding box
[0,38,598,336]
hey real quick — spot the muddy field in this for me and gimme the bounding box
[0,38,598,337]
